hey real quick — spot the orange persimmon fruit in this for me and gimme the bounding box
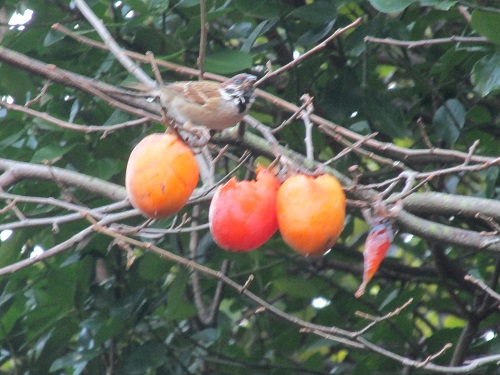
[276,174,346,256]
[125,133,199,218]
[209,166,281,252]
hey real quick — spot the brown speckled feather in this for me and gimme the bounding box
[167,81,221,107]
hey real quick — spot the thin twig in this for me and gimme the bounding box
[146,51,164,85]
[300,94,315,161]
[52,23,214,80]
[364,35,489,48]
[198,0,207,79]
[256,17,362,86]
[475,213,500,233]
[12,27,497,169]
[206,260,230,323]
[90,223,356,338]
[25,80,51,107]
[0,209,137,277]
[300,328,364,349]
[320,124,409,170]
[272,95,313,134]
[2,98,149,133]
[33,29,498,169]
[465,140,480,164]
[457,5,472,23]
[363,154,500,194]
[354,298,414,336]
[416,117,433,149]
[323,133,379,165]
[464,274,500,304]
[357,336,500,373]
[74,0,155,86]
[416,343,452,368]
[239,274,254,294]
[190,205,210,324]
[381,171,417,200]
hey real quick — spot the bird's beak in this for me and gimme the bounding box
[244,75,257,89]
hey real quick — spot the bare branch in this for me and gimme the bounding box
[91,223,355,338]
[0,209,137,277]
[25,80,51,107]
[323,133,379,165]
[1,98,149,133]
[272,95,313,134]
[464,274,500,304]
[0,158,127,201]
[1,44,497,169]
[74,0,155,86]
[198,0,207,79]
[402,192,500,222]
[89,223,500,373]
[354,298,414,336]
[0,193,130,231]
[357,336,500,373]
[364,35,489,48]
[257,18,363,86]
[299,94,315,161]
[397,210,500,252]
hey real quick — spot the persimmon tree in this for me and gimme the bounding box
[0,0,499,374]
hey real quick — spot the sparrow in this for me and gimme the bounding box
[150,73,257,130]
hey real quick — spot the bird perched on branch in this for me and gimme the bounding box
[131,74,257,130]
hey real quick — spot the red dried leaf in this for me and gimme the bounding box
[355,218,394,298]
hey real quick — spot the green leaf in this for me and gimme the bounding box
[419,0,457,10]
[433,99,466,145]
[234,0,282,18]
[85,158,122,180]
[68,99,80,123]
[43,29,65,47]
[31,143,76,163]
[369,0,416,13]
[137,252,171,281]
[164,269,197,321]
[175,0,200,8]
[273,277,318,298]
[241,19,278,52]
[467,105,492,124]
[289,1,337,24]
[94,318,127,345]
[470,10,500,44]
[191,327,220,346]
[363,89,405,138]
[124,340,165,374]
[204,50,253,74]
[297,21,335,46]
[0,65,35,101]
[471,53,500,97]
[0,230,25,268]
[104,109,133,125]
[484,167,499,199]
[50,349,100,373]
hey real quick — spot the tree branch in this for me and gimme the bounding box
[74,0,155,86]
[397,211,500,253]
[402,192,500,221]
[0,158,127,201]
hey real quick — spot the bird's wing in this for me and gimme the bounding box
[168,81,220,107]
